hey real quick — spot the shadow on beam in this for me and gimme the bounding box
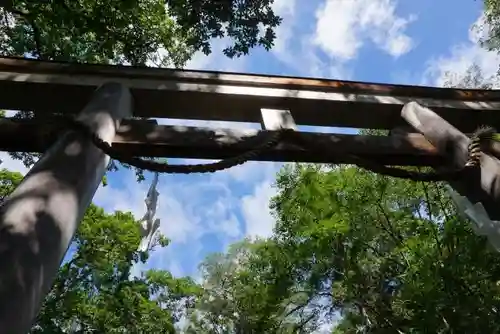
[0,118,446,167]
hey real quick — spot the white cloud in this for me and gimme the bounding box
[0,153,29,175]
[94,171,208,245]
[185,37,248,72]
[214,161,282,186]
[213,213,241,239]
[157,191,203,244]
[423,13,500,87]
[241,180,277,238]
[271,0,297,58]
[4,110,17,117]
[270,0,414,79]
[156,118,260,130]
[269,0,351,79]
[314,0,415,61]
[93,177,148,216]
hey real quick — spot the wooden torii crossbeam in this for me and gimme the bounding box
[2,56,500,166]
[1,56,500,131]
[0,117,445,166]
[1,56,500,333]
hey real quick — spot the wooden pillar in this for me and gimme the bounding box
[0,82,132,334]
[401,101,500,221]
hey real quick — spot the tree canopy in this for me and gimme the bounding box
[1,0,281,65]
[185,163,500,333]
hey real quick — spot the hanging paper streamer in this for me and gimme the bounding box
[445,184,500,252]
[138,172,161,252]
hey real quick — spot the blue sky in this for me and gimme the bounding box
[2,0,500,282]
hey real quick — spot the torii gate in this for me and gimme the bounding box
[1,56,500,333]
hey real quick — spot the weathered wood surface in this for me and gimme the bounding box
[402,101,500,221]
[0,83,132,334]
[260,108,298,130]
[0,117,445,166]
[2,57,500,131]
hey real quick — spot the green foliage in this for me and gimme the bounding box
[3,0,179,65]
[0,168,23,203]
[479,1,500,52]
[190,161,500,333]
[165,0,281,58]
[186,238,310,333]
[442,63,497,89]
[271,164,500,333]
[474,1,500,77]
[101,175,108,187]
[29,202,201,333]
[3,0,280,64]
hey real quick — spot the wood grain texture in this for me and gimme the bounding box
[0,83,132,334]
[0,117,444,166]
[2,57,500,131]
[402,101,500,221]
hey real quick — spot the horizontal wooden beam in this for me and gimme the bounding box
[0,118,445,166]
[1,57,500,132]
[3,57,500,100]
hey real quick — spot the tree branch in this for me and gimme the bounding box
[295,312,316,333]
[419,176,443,256]
[8,7,45,59]
[376,203,404,245]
